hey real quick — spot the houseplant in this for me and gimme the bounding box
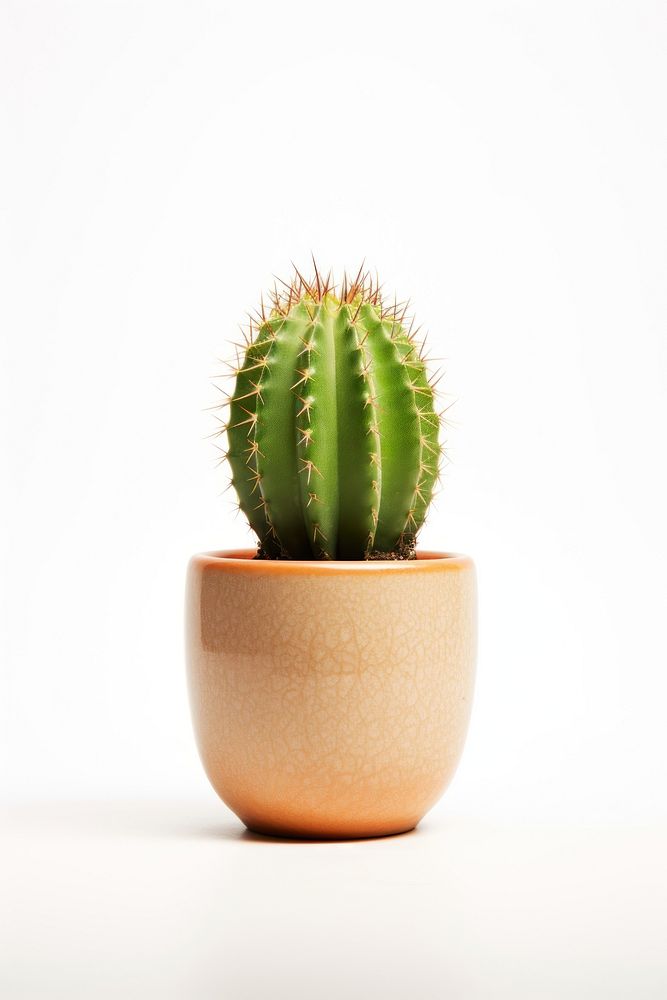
[186,265,476,839]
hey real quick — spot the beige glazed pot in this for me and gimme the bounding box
[186,549,476,839]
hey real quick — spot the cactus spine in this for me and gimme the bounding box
[223,266,441,560]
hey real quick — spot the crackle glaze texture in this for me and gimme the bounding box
[186,550,476,839]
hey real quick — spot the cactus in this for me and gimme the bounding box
[221,265,442,560]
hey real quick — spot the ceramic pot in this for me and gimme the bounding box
[186,549,476,839]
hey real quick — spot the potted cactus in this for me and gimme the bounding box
[186,265,477,839]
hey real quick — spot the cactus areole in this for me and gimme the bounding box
[223,266,442,560]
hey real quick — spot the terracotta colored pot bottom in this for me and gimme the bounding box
[244,819,417,841]
[186,549,477,840]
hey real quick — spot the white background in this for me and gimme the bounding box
[2,1,666,997]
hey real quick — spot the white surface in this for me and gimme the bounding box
[2,798,665,999]
[2,1,667,995]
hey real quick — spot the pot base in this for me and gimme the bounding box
[243,819,418,841]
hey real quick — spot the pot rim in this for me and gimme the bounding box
[190,548,473,575]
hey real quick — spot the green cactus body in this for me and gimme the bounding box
[225,269,441,560]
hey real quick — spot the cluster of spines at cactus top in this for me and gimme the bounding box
[219,264,442,560]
